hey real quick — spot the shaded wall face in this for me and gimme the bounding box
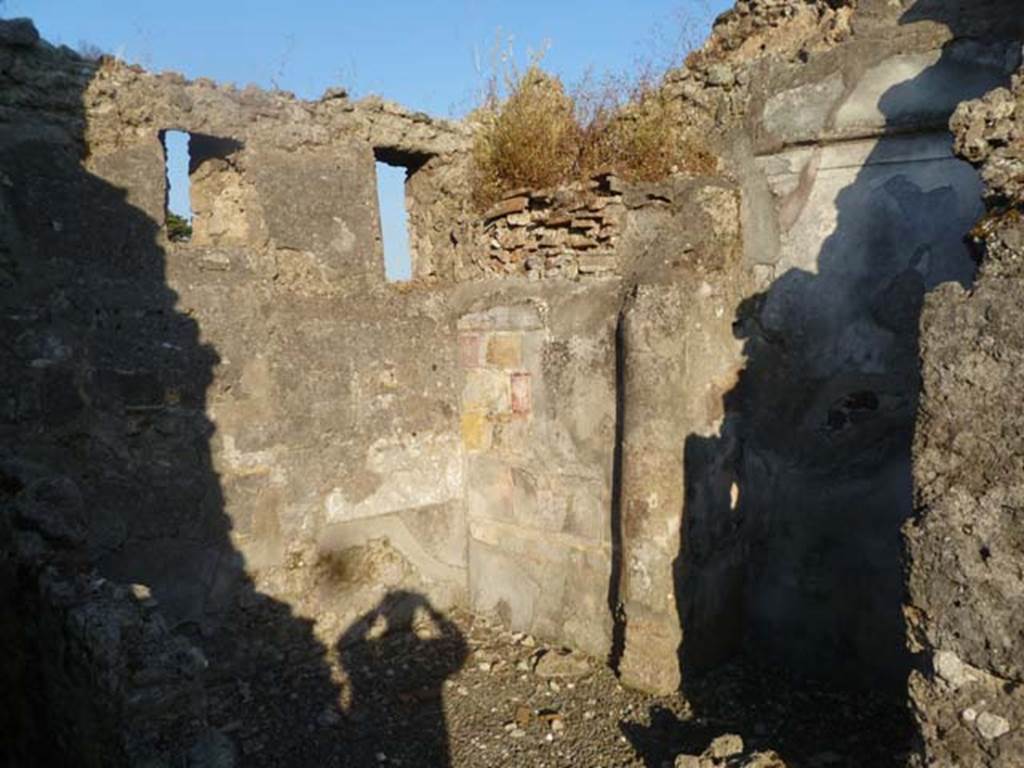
[735,31,1018,682]
[0,138,224,598]
[906,58,1024,768]
[745,139,981,680]
[2,40,478,766]
[0,51,222,764]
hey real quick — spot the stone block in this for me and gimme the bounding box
[510,466,539,524]
[324,433,464,523]
[457,303,545,332]
[577,252,616,275]
[762,72,845,146]
[490,415,531,453]
[618,602,682,694]
[484,196,530,221]
[318,510,468,598]
[559,547,613,655]
[398,502,468,571]
[561,484,605,541]
[468,539,540,631]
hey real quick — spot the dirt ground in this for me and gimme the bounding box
[198,607,916,767]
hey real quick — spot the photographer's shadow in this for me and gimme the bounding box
[336,590,468,767]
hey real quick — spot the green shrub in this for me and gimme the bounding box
[166,212,192,242]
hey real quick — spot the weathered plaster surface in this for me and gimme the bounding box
[4,2,1024,762]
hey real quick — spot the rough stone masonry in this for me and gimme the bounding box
[1,0,1023,765]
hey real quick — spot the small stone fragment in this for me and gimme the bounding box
[706,64,736,87]
[515,705,532,727]
[934,649,978,689]
[533,648,591,679]
[707,733,744,759]
[976,711,1011,740]
[484,196,530,221]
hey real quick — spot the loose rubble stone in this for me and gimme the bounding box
[708,733,744,759]
[934,649,978,690]
[977,712,1011,741]
[706,64,736,87]
[532,648,592,680]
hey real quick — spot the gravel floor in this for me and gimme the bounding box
[198,604,915,767]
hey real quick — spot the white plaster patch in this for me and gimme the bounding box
[458,303,545,332]
[834,51,942,132]
[329,216,356,254]
[325,432,463,523]
[832,42,1016,139]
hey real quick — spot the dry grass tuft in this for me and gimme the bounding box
[470,59,716,210]
[579,79,716,184]
[470,66,581,208]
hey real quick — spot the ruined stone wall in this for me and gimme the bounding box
[0,456,210,766]
[473,176,625,279]
[0,19,765,736]
[905,67,1024,768]
[453,176,749,661]
[610,0,1023,694]
[5,2,1024,762]
[0,29,484,763]
[0,33,478,649]
[0,19,754,738]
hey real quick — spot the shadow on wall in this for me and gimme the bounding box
[0,45,464,766]
[627,2,1016,767]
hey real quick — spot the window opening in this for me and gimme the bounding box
[161,130,192,243]
[375,159,412,281]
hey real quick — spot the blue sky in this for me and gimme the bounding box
[6,0,730,278]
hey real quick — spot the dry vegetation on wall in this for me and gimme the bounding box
[469,61,716,210]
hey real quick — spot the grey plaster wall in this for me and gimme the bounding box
[726,8,1018,685]
[454,286,619,657]
[746,133,982,681]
